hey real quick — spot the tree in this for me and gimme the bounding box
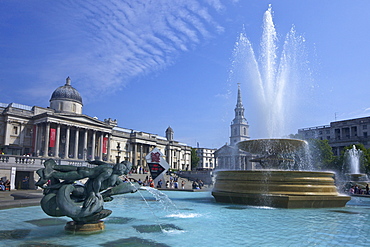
[288,133,303,139]
[191,148,200,170]
[307,139,337,171]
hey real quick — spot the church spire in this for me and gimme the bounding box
[230,83,249,145]
[233,83,246,123]
[236,83,243,108]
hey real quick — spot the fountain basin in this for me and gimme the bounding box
[237,138,307,154]
[212,170,350,208]
[348,173,369,182]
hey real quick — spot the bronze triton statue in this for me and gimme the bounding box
[35,159,138,232]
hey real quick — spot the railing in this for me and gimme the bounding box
[0,155,44,166]
[0,155,93,168]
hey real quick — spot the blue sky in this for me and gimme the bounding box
[1,1,370,148]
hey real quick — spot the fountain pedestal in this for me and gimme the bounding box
[212,139,351,208]
[212,170,350,208]
[65,221,105,234]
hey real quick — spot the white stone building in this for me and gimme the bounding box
[215,84,254,170]
[298,116,370,156]
[0,77,191,189]
[196,147,217,170]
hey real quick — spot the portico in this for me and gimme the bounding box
[32,118,112,161]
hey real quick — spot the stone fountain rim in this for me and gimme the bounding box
[237,138,307,154]
[215,170,336,175]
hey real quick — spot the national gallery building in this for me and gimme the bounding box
[0,77,191,189]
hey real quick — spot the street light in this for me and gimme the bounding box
[116,142,121,163]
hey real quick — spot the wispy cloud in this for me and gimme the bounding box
[35,0,228,101]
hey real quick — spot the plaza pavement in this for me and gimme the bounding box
[0,173,210,210]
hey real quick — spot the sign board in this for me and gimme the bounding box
[145,148,170,187]
[147,163,165,180]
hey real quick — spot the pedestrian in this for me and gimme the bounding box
[157,179,163,188]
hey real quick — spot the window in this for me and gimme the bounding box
[244,127,246,135]
[59,102,63,111]
[363,125,368,130]
[364,132,368,137]
[73,104,76,112]
[13,126,18,135]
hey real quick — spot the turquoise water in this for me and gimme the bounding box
[1,190,370,246]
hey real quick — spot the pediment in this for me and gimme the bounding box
[33,112,112,130]
[56,114,110,127]
[215,144,250,155]
[215,145,236,155]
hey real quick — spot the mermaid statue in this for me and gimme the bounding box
[35,159,138,225]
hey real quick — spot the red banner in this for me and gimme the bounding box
[103,137,108,154]
[49,128,56,147]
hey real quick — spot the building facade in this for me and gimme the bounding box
[215,84,254,170]
[298,116,370,156]
[0,77,191,188]
[196,147,217,170]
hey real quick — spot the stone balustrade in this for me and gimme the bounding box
[0,155,94,170]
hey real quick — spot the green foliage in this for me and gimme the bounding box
[191,148,199,170]
[308,139,337,171]
[303,139,370,176]
[288,133,303,139]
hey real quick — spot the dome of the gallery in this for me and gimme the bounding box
[50,77,83,105]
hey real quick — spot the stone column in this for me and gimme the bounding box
[83,129,88,160]
[44,122,50,157]
[3,119,11,145]
[91,131,96,160]
[133,144,137,167]
[65,126,70,159]
[99,132,104,161]
[74,128,79,159]
[35,124,41,156]
[54,124,60,158]
[19,123,25,151]
[140,144,143,167]
[32,124,38,156]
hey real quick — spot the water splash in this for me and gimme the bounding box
[142,187,179,213]
[166,212,202,218]
[344,145,363,174]
[229,5,308,138]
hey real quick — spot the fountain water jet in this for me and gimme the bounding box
[342,145,369,192]
[212,5,350,208]
[228,4,313,139]
[345,145,363,175]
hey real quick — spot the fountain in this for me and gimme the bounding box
[212,139,351,208]
[212,5,350,208]
[342,145,369,194]
[35,159,138,233]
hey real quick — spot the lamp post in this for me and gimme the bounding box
[116,143,121,163]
